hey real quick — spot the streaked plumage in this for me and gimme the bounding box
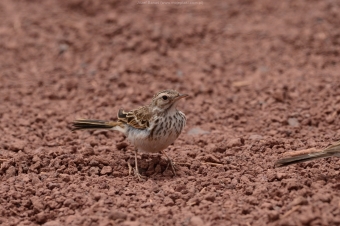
[72,90,188,178]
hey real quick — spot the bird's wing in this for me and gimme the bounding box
[275,141,340,167]
[275,151,331,167]
[323,140,340,154]
[117,106,152,129]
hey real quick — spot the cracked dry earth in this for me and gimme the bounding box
[1,0,340,225]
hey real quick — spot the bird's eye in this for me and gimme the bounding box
[162,95,168,100]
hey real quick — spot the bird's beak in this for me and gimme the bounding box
[174,94,189,101]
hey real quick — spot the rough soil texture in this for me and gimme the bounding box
[1,0,340,225]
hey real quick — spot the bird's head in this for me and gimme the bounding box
[151,90,188,113]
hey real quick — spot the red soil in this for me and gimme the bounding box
[1,0,340,225]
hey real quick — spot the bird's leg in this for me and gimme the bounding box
[161,150,177,176]
[134,148,144,179]
[127,157,133,176]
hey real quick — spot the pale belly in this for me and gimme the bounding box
[126,126,180,153]
[120,110,186,153]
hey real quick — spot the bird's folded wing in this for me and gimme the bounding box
[118,106,152,129]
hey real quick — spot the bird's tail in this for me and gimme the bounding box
[275,141,340,167]
[72,119,121,131]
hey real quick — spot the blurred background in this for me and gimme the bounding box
[1,0,339,136]
[1,0,340,225]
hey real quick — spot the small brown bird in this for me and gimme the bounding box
[275,141,340,167]
[72,90,188,178]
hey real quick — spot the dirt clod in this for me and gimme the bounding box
[100,166,113,175]
[190,216,205,226]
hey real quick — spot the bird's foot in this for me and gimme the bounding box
[134,169,145,180]
[127,161,146,180]
[165,158,177,176]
